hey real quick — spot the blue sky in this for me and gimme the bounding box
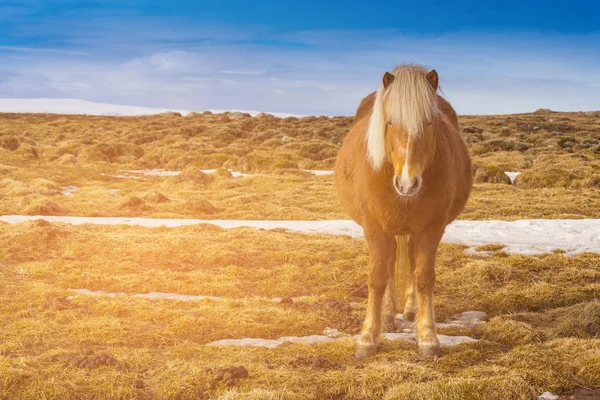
[1,0,599,115]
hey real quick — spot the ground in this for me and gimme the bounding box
[0,109,599,399]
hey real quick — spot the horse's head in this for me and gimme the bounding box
[366,65,440,197]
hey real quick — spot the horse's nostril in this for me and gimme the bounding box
[414,176,422,189]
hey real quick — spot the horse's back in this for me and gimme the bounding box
[354,92,376,124]
[437,97,472,222]
[437,96,458,129]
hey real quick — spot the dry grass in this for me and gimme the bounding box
[0,110,598,220]
[1,221,599,399]
[1,110,599,398]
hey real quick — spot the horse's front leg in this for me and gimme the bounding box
[381,271,396,333]
[414,225,445,359]
[356,225,396,360]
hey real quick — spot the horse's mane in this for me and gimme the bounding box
[366,64,440,170]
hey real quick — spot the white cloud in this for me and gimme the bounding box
[0,26,599,115]
[219,70,265,75]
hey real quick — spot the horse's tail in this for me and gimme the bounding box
[395,235,412,316]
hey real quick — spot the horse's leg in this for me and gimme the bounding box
[356,225,396,360]
[381,259,396,332]
[398,235,416,322]
[414,225,445,359]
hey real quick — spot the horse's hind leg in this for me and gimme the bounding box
[381,263,396,333]
[382,235,413,331]
[356,225,396,360]
[414,225,445,359]
[401,235,417,322]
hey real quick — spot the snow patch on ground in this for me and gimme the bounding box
[117,168,333,178]
[300,169,334,176]
[464,247,502,257]
[61,186,79,196]
[2,216,599,255]
[207,328,478,349]
[119,169,180,177]
[199,169,251,178]
[395,311,487,331]
[538,392,559,400]
[0,98,303,118]
[67,288,311,304]
[205,307,483,348]
[504,171,522,184]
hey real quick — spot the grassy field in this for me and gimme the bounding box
[1,220,600,399]
[0,110,599,220]
[1,110,599,399]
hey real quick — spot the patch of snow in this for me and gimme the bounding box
[208,338,282,349]
[61,186,79,196]
[504,171,522,184]
[66,288,310,304]
[301,169,334,176]
[109,174,147,180]
[395,311,487,331]
[437,335,479,346]
[207,330,477,349]
[464,247,500,257]
[119,169,180,177]
[2,216,599,256]
[447,219,600,256]
[454,311,487,322]
[382,332,417,344]
[68,288,126,298]
[538,392,559,400]
[199,169,251,178]
[323,328,351,338]
[279,335,337,345]
[108,189,120,194]
[119,168,330,178]
[0,98,303,118]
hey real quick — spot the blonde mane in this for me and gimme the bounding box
[366,64,440,170]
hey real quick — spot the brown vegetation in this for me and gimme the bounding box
[0,110,598,220]
[0,221,599,398]
[0,109,599,398]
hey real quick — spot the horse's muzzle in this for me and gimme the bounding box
[394,175,422,197]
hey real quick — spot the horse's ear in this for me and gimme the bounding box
[426,69,439,91]
[382,72,394,89]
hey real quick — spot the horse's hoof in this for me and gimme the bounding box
[403,311,416,322]
[419,345,443,359]
[355,344,377,360]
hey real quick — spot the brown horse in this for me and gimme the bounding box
[334,64,472,360]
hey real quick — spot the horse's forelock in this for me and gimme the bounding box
[366,64,439,171]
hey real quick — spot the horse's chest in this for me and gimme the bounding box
[376,203,430,235]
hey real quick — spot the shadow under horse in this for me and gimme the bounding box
[334,64,472,360]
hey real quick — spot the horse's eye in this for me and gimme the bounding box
[387,121,392,126]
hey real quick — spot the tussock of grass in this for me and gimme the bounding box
[473,164,512,184]
[142,190,171,203]
[165,166,214,186]
[22,199,65,215]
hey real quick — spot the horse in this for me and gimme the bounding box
[334,64,472,360]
